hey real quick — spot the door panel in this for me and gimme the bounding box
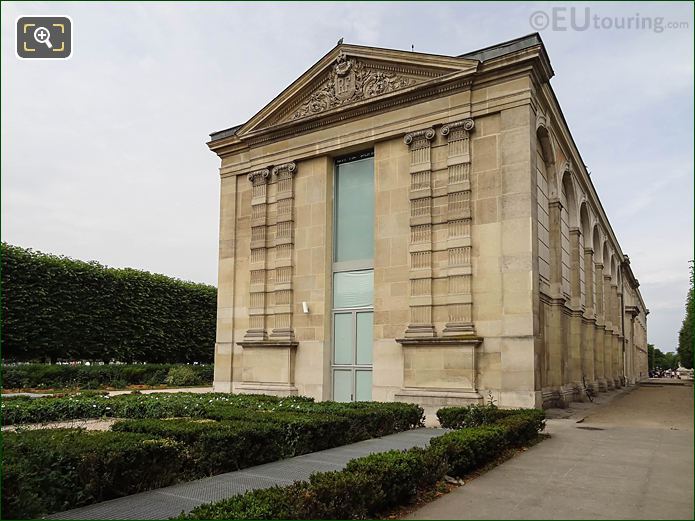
[356,311,373,365]
[333,370,353,402]
[355,370,373,401]
[333,312,353,365]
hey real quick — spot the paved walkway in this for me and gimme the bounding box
[408,381,694,520]
[47,427,447,520]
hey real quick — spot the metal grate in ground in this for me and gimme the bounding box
[47,427,447,520]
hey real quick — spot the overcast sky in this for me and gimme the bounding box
[2,2,693,352]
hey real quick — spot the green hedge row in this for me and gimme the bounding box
[1,392,422,430]
[436,402,546,430]
[182,407,546,519]
[1,243,216,363]
[3,429,185,520]
[2,394,425,519]
[2,364,214,389]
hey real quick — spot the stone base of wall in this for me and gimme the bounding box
[234,382,299,397]
[394,387,483,407]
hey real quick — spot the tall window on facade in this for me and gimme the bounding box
[332,152,374,402]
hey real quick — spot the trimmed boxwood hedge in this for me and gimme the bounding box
[436,403,546,430]
[1,242,215,363]
[2,429,184,520]
[2,394,426,519]
[181,406,546,520]
[2,363,213,390]
[112,419,287,476]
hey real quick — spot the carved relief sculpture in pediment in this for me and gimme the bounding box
[288,52,418,122]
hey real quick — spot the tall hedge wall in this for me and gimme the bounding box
[1,243,215,363]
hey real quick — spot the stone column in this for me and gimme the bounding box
[245,168,271,341]
[270,162,297,341]
[568,228,582,387]
[546,200,565,392]
[603,274,614,390]
[611,283,621,387]
[404,128,436,338]
[594,262,606,391]
[583,247,596,390]
[441,119,476,336]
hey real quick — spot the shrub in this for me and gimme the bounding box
[112,419,286,476]
[344,447,446,510]
[436,402,504,429]
[494,409,546,446]
[430,426,508,477]
[2,363,213,390]
[184,483,304,520]
[2,429,184,519]
[165,366,202,387]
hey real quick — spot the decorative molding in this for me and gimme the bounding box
[270,162,297,342]
[271,162,297,178]
[237,340,298,349]
[247,168,270,184]
[287,52,418,123]
[244,162,298,343]
[396,336,482,346]
[403,127,436,145]
[440,118,474,136]
[243,77,474,147]
[442,118,476,337]
[404,127,436,338]
[245,166,271,342]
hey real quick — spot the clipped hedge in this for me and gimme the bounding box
[436,403,546,430]
[1,242,216,363]
[1,392,423,432]
[2,363,213,390]
[2,429,184,520]
[2,393,425,518]
[181,407,546,520]
[112,419,286,476]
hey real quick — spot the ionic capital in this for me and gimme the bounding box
[441,118,474,137]
[271,162,297,178]
[404,127,435,147]
[247,168,270,184]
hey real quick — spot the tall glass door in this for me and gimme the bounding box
[333,308,373,402]
[332,152,374,402]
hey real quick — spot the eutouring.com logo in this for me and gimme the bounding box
[529,7,689,33]
[17,16,72,59]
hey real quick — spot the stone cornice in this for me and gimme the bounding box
[396,336,482,347]
[236,75,475,149]
[237,340,299,349]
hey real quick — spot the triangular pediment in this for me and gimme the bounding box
[237,45,479,137]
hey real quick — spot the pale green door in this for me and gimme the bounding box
[332,309,373,402]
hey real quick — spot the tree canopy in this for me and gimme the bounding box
[677,261,693,369]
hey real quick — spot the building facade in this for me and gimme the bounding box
[208,34,648,409]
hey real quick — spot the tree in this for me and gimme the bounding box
[648,343,655,371]
[649,343,680,371]
[677,261,694,369]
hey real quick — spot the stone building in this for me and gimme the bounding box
[208,33,648,409]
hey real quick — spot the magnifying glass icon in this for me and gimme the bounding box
[33,26,53,49]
